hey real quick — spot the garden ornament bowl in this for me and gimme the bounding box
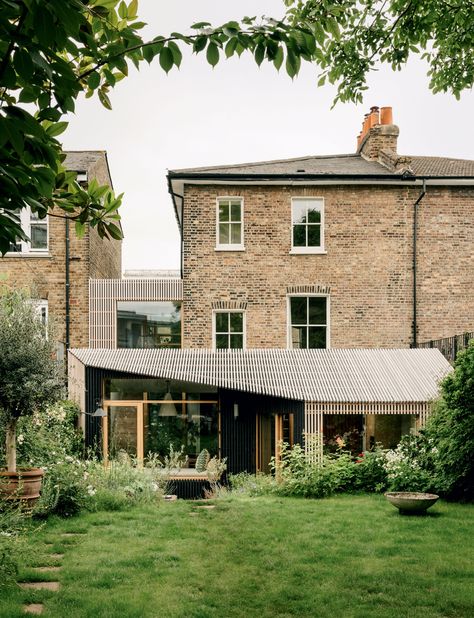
[384,492,439,514]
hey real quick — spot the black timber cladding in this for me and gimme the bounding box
[220,389,304,474]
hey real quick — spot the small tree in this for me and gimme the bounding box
[0,291,63,473]
[426,341,474,501]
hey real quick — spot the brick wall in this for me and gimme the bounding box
[0,152,122,351]
[182,183,473,349]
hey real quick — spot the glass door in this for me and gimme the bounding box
[103,403,144,463]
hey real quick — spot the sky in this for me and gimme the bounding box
[62,1,474,273]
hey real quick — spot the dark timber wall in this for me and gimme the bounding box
[220,389,304,474]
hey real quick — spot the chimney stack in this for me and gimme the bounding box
[356,105,399,162]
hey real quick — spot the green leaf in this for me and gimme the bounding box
[75,221,86,239]
[128,0,138,18]
[14,49,34,81]
[273,46,284,70]
[193,36,207,53]
[191,22,212,29]
[254,43,265,67]
[159,46,174,73]
[327,17,340,41]
[225,38,238,58]
[87,72,101,90]
[118,1,128,18]
[45,122,68,138]
[168,41,182,68]
[98,89,112,110]
[106,222,123,240]
[206,42,219,67]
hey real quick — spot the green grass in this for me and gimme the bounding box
[1,494,473,617]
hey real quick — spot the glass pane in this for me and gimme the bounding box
[308,297,326,325]
[291,326,306,349]
[308,327,326,349]
[117,301,181,349]
[230,223,241,245]
[292,201,307,224]
[108,406,137,458]
[219,223,229,244]
[30,224,47,249]
[230,312,243,332]
[218,201,229,222]
[215,312,228,333]
[293,225,306,247]
[146,402,218,462]
[307,206,321,223]
[290,296,307,325]
[230,201,241,222]
[230,334,243,349]
[105,378,217,400]
[215,334,228,349]
[307,225,321,247]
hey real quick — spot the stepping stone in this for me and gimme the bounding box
[61,532,84,537]
[19,582,60,591]
[163,494,178,501]
[195,505,216,510]
[189,512,199,516]
[23,604,44,615]
[33,566,61,573]
[50,553,64,559]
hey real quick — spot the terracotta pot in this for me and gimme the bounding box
[0,468,44,508]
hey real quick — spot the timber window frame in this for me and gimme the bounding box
[212,310,246,349]
[287,294,330,349]
[5,207,49,255]
[215,197,244,251]
[290,197,325,254]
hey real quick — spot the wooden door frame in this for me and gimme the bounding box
[256,413,294,473]
[102,402,144,464]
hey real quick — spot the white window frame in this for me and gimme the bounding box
[290,197,326,255]
[215,197,245,251]
[286,294,330,349]
[5,207,49,255]
[212,309,246,350]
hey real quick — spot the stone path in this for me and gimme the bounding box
[20,529,86,615]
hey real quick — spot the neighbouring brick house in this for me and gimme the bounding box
[0,151,121,358]
[69,108,469,490]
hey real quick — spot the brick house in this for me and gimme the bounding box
[69,108,470,489]
[0,151,121,358]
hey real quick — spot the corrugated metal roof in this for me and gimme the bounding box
[68,348,452,403]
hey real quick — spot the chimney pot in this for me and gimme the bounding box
[380,106,393,125]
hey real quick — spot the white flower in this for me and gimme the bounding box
[17,434,24,444]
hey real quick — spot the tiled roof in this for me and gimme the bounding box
[64,151,105,172]
[409,156,474,177]
[169,153,474,178]
[69,348,451,403]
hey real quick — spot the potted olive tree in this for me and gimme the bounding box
[0,290,63,505]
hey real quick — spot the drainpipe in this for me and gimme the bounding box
[412,179,426,348]
[65,218,70,352]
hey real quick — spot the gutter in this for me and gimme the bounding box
[65,218,70,353]
[412,179,426,348]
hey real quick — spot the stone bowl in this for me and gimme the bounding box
[384,492,439,514]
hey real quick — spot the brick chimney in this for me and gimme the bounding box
[356,106,412,173]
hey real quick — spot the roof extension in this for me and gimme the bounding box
[69,348,451,403]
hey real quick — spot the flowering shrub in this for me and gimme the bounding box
[383,434,437,493]
[352,446,388,492]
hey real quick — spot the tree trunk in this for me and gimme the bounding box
[6,418,17,473]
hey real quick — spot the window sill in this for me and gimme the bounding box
[215,246,245,252]
[289,248,327,255]
[3,252,51,258]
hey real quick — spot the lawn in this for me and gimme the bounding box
[1,494,473,617]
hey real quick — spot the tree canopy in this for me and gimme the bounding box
[0,0,472,254]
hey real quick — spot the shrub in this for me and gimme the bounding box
[353,446,388,493]
[425,342,474,501]
[229,472,277,496]
[383,433,437,493]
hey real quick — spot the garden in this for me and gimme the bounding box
[1,291,473,616]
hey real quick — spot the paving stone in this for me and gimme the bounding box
[19,582,60,592]
[195,505,216,510]
[50,553,64,559]
[23,603,44,615]
[33,566,61,573]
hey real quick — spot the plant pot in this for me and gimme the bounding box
[384,491,439,514]
[0,468,44,508]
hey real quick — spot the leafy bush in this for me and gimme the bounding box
[0,500,37,588]
[353,446,388,492]
[383,433,437,493]
[229,472,278,496]
[425,342,474,501]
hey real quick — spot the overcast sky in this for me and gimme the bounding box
[62,1,474,273]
